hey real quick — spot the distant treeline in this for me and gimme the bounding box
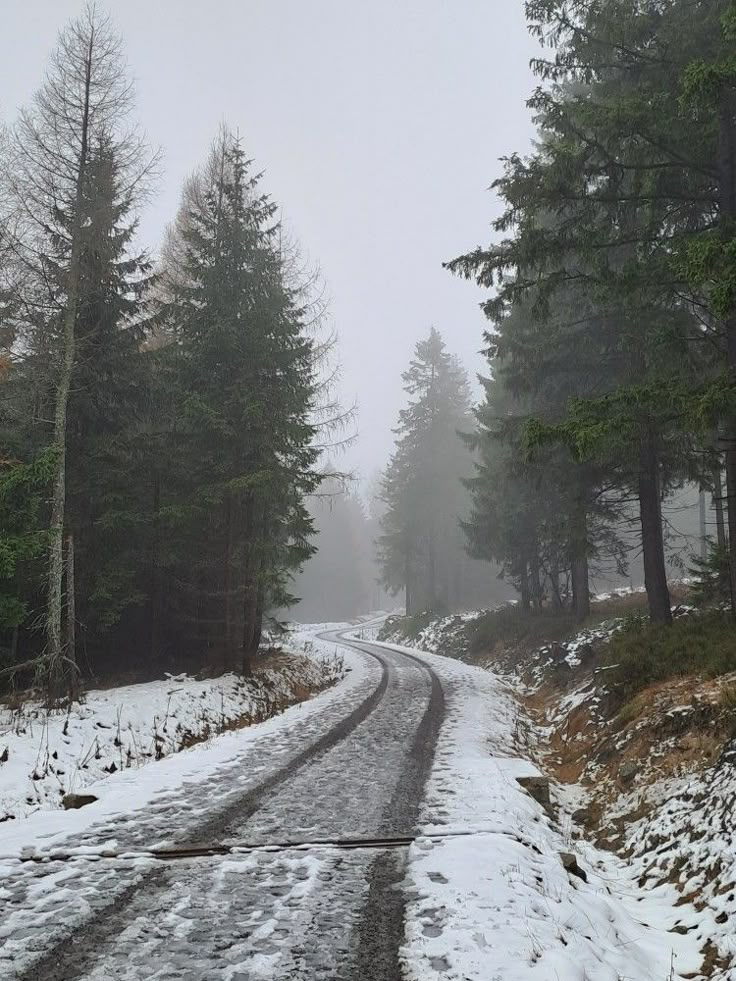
[376,328,514,616]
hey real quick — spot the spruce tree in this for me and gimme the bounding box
[63,138,153,654]
[160,128,320,672]
[379,329,475,614]
[447,1,720,623]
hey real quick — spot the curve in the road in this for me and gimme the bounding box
[15,640,391,981]
[339,632,445,981]
[13,632,446,981]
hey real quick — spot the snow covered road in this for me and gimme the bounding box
[1,632,445,980]
[1,628,704,981]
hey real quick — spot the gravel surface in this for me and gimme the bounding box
[2,635,445,980]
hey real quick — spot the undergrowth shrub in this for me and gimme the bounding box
[378,610,437,642]
[606,612,736,702]
[688,545,731,608]
[468,606,578,656]
[616,695,645,726]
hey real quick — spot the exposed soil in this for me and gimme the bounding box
[520,645,736,848]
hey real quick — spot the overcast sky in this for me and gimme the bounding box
[1,0,537,484]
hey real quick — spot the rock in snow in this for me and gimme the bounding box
[61,793,98,810]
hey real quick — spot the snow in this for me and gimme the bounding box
[0,614,724,979]
[0,624,434,978]
[0,627,359,858]
[621,750,736,976]
[0,628,391,977]
[590,585,647,602]
[0,665,337,823]
[357,635,703,981]
[383,611,480,662]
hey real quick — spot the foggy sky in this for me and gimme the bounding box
[1,1,537,483]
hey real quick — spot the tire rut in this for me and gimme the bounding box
[14,636,446,981]
[15,645,392,981]
[338,636,445,981]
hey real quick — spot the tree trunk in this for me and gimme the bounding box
[47,304,78,700]
[699,487,708,561]
[251,580,265,656]
[519,560,530,612]
[724,444,736,615]
[548,557,564,612]
[571,556,590,622]
[529,550,543,612]
[569,503,590,622]
[241,497,262,675]
[46,34,94,700]
[404,548,413,616]
[427,529,437,611]
[719,86,736,616]
[714,465,727,551]
[242,568,260,675]
[65,534,78,699]
[224,492,238,673]
[638,431,672,625]
[150,472,163,666]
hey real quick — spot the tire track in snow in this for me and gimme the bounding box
[341,636,446,981]
[11,643,391,981]
[11,636,446,981]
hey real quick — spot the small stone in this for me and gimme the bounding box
[577,643,595,665]
[516,776,551,807]
[62,793,98,810]
[559,851,588,882]
[618,761,638,785]
[549,642,567,662]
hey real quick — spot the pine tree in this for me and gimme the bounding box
[3,4,152,695]
[379,329,475,614]
[446,0,721,624]
[160,128,320,672]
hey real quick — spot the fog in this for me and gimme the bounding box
[1,0,714,645]
[1,3,733,972]
[0,0,537,481]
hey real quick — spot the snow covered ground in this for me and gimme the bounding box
[0,627,347,826]
[0,618,718,979]
[358,635,704,981]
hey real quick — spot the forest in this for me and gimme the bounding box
[0,6,340,696]
[378,0,736,633]
[5,5,736,979]
[4,0,736,702]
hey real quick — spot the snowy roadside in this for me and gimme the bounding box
[0,627,361,854]
[357,635,702,981]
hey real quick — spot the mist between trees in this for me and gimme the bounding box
[284,332,515,625]
[3,1,736,704]
[432,0,736,628]
[362,0,736,629]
